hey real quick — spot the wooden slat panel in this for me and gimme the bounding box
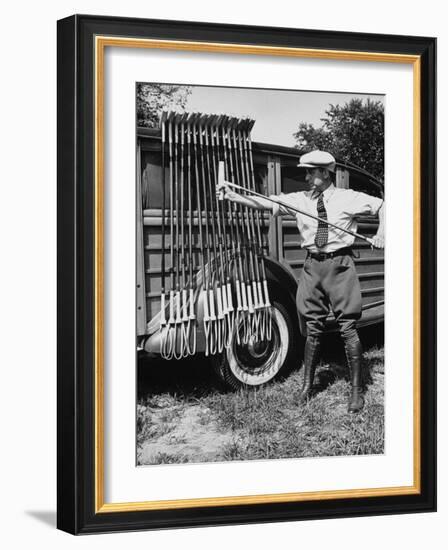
[355,261,384,274]
[136,144,147,335]
[284,249,307,263]
[361,293,385,307]
[336,167,350,189]
[358,271,384,280]
[361,299,384,311]
[275,160,284,261]
[267,159,279,259]
[360,277,385,291]
[145,273,164,295]
[147,297,161,321]
[361,286,384,297]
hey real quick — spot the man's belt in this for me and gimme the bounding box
[306,247,353,261]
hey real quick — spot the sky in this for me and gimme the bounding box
[184,85,384,147]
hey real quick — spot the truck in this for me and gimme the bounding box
[136,119,384,390]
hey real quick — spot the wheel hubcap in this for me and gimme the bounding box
[226,307,289,385]
[246,337,270,359]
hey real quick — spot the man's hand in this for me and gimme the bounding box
[215,182,272,211]
[216,182,238,202]
[371,232,385,249]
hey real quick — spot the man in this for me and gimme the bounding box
[217,150,385,413]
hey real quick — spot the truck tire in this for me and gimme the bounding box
[212,299,301,390]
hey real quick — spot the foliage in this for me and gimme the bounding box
[136,83,192,128]
[293,99,385,182]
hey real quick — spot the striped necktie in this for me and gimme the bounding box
[314,192,328,248]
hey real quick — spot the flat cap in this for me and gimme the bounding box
[298,150,336,172]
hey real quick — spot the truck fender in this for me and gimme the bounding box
[142,257,299,356]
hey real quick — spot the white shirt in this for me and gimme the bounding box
[270,184,383,253]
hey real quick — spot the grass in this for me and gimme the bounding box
[202,348,384,461]
[137,328,385,465]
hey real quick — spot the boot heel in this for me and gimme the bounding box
[344,333,365,413]
[348,387,364,413]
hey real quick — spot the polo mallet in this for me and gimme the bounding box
[230,122,257,344]
[185,114,197,356]
[220,120,245,345]
[177,115,191,357]
[225,121,252,344]
[171,114,184,360]
[235,122,263,342]
[220,182,376,246]
[204,117,226,353]
[198,115,218,356]
[191,115,213,357]
[159,112,169,359]
[161,113,176,360]
[212,117,234,348]
[245,123,273,340]
[223,121,248,344]
[238,120,269,341]
[178,115,193,358]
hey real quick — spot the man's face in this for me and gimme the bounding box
[306,167,327,189]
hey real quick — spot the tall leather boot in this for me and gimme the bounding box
[298,336,321,402]
[344,335,364,413]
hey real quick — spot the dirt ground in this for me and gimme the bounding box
[137,354,235,465]
[137,325,384,465]
[138,404,234,464]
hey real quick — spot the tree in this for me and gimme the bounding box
[293,99,384,182]
[136,84,192,128]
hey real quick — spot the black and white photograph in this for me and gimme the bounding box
[136,83,385,466]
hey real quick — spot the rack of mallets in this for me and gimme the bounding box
[158,111,272,360]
